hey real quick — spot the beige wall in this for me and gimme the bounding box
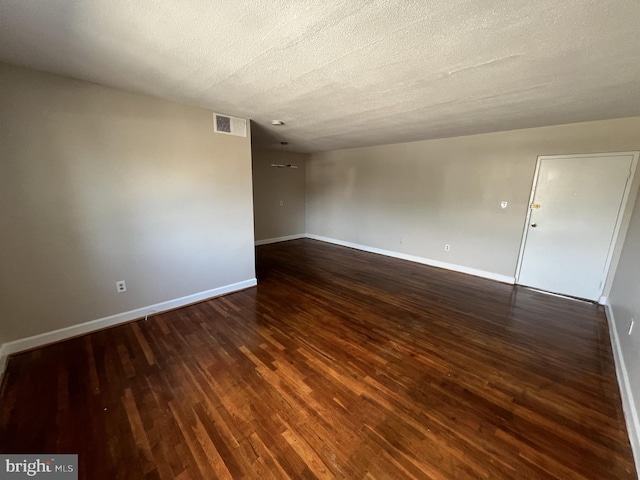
[610,191,640,463]
[252,148,307,241]
[0,63,256,345]
[306,117,640,279]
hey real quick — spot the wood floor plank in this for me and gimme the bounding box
[0,238,635,479]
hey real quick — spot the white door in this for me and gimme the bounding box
[516,153,635,301]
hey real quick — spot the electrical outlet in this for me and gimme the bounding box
[629,319,635,335]
[116,280,127,293]
[501,201,508,209]
[444,244,450,252]
[279,200,284,206]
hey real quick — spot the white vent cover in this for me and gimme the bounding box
[213,113,247,137]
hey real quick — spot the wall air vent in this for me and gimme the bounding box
[213,113,247,137]
[271,164,298,169]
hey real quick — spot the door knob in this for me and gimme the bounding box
[531,223,537,228]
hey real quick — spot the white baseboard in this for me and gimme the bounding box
[255,234,306,246]
[604,300,640,474]
[0,278,257,363]
[305,233,515,284]
[599,295,608,306]
[0,344,7,387]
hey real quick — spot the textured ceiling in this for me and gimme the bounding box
[1,0,640,153]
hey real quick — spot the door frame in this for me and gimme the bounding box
[515,151,640,303]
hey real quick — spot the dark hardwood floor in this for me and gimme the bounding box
[0,239,635,479]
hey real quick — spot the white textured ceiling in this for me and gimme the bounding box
[1,1,640,152]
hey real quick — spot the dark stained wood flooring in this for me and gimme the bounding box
[0,239,635,479]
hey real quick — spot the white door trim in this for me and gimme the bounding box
[515,151,639,302]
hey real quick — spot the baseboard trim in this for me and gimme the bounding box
[604,300,640,474]
[0,344,8,388]
[0,278,257,362]
[305,234,515,284]
[255,234,306,246]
